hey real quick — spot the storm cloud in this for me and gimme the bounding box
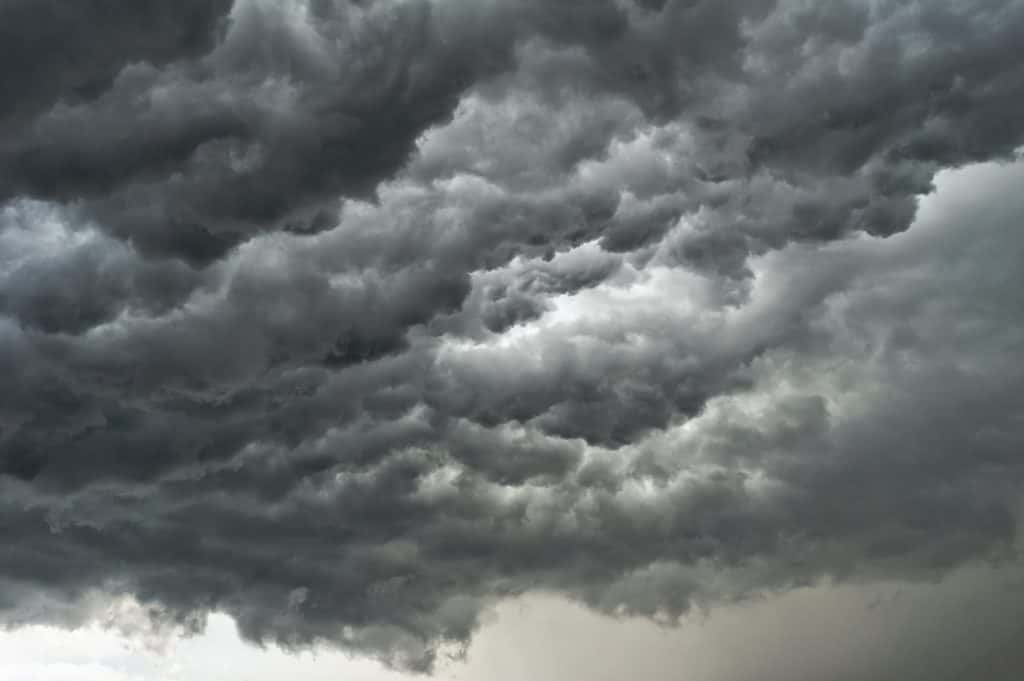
[2,0,1024,673]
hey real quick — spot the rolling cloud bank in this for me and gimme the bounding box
[2,0,1024,673]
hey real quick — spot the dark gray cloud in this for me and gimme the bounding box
[0,0,517,263]
[0,0,234,121]
[2,0,1024,673]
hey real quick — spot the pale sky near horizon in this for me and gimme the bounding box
[4,562,1023,681]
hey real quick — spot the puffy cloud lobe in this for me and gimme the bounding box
[3,0,1024,672]
[1,0,517,262]
[0,0,234,122]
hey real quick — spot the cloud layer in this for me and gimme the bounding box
[2,0,1024,671]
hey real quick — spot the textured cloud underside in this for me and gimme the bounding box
[2,0,1024,671]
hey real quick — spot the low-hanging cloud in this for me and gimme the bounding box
[2,0,1024,672]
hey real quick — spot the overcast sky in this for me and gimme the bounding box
[2,1,1024,679]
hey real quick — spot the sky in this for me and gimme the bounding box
[2,0,1024,679]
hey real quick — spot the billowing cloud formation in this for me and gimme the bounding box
[2,0,1024,672]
